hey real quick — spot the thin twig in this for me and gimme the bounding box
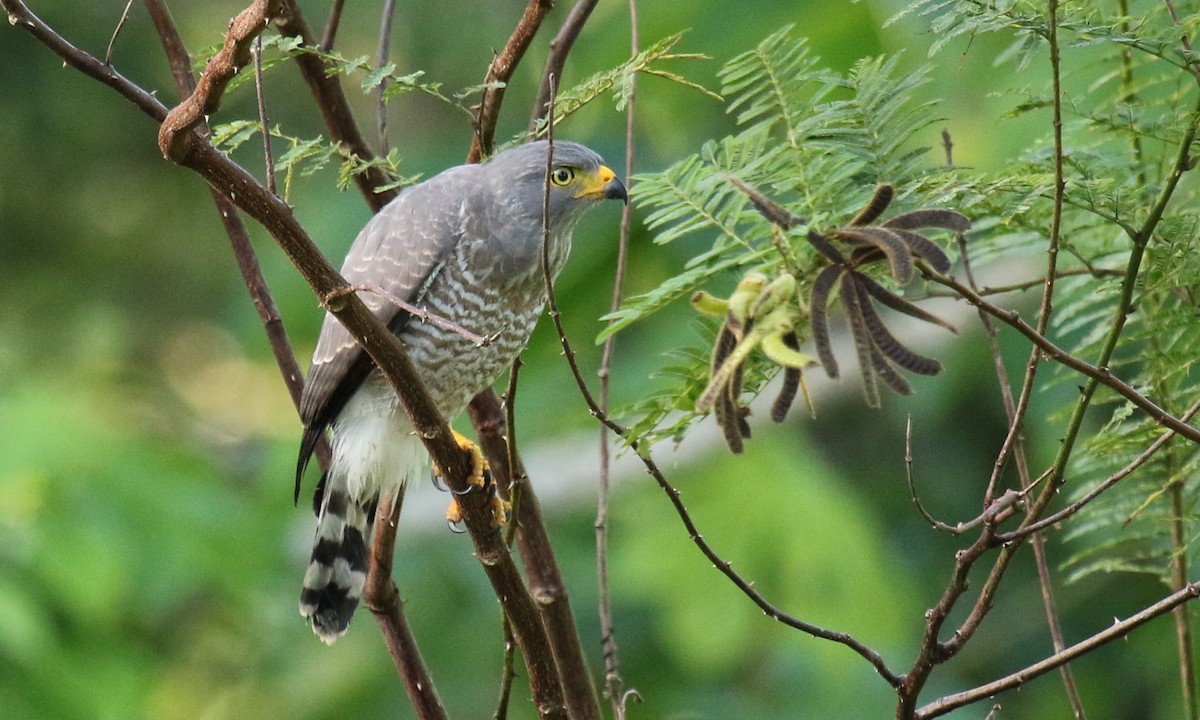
[904,415,1025,534]
[376,0,397,157]
[1000,395,1200,542]
[930,272,1200,446]
[493,611,518,720]
[535,77,900,690]
[529,0,600,130]
[915,581,1200,719]
[494,360,521,720]
[319,0,344,52]
[327,283,497,347]
[595,1,638,714]
[468,0,555,163]
[105,0,136,66]
[275,0,398,210]
[253,34,277,195]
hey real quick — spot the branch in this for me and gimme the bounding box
[143,0,317,457]
[143,0,434,708]
[269,0,597,712]
[534,84,899,690]
[528,0,600,130]
[364,491,448,719]
[915,581,1200,718]
[157,0,284,162]
[999,393,1200,543]
[467,391,601,720]
[3,2,568,715]
[318,0,344,52]
[275,0,399,211]
[930,272,1200,446]
[595,0,639,714]
[467,0,555,163]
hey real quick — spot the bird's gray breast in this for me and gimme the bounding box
[397,217,571,421]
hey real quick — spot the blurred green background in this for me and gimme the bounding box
[0,1,1187,718]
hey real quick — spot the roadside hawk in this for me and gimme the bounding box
[296,140,627,643]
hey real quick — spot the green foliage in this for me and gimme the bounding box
[527,32,718,141]
[605,27,954,444]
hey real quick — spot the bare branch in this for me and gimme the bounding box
[535,80,899,690]
[999,394,1200,543]
[364,492,449,720]
[5,4,572,715]
[468,0,555,163]
[319,0,344,52]
[595,0,639,712]
[915,581,1200,718]
[157,0,284,162]
[275,0,399,210]
[104,0,135,66]
[143,0,318,459]
[930,272,1200,446]
[376,0,397,156]
[529,0,600,130]
[253,34,277,196]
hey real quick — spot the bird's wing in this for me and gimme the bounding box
[296,165,483,493]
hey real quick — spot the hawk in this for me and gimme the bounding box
[296,140,627,643]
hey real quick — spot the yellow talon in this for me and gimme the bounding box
[438,430,509,528]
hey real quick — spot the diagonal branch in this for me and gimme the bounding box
[274,0,399,210]
[157,0,284,162]
[467,0,556,163]
[143,0,434,713]
[2,2,567,715]
[915,581,1200,719]
[529,0,600,130]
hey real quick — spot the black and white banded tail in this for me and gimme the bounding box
[299,476,381,644]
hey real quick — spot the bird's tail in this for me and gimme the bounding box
[299,473,382,644]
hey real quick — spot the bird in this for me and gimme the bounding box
[295,140,627,644]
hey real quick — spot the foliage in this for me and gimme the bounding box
[606,27,955,444]
[7,0,1200,718]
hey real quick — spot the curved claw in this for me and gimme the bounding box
[431,469,448,492]
[447,518,467,534]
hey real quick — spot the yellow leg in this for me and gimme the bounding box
[439,431,511,528]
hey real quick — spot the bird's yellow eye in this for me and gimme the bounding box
[550,167,576,187]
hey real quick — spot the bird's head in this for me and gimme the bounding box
[487,140,628,226]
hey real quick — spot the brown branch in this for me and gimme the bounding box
[924,267,1123,298]
[275,0,398,211]
[143,0,318,459]
[595,1,638,714]
[376,0,397,156]
[4,3,569,716]
[157,0,284,162]
[364,491,449,720]
[144,1,434,702]
[319,0,344,52]
[915,581,1200,718]
[999,394,1200,542]
[954,146,1085,714]
[468,391,600,720]
[104,0,135,66]
[253,34,277,196]
[533,82,898,689]
[529,0,600,130]
[272,0,593,711]
[467,0,555,163]
[931,272,1200,446]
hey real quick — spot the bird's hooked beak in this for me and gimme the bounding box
[576,165,628,204]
